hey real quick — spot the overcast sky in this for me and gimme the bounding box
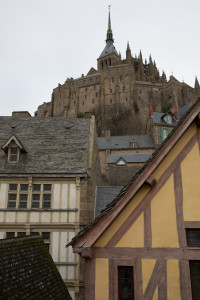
[0,0,200,116]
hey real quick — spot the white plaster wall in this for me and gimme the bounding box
[6,212,15,222]
[52,184,60,209]
[52,232,59,261]
[61,184,68,209]
[41,212,51,223]
[52,212,59,223]
[60,232,67,262]
[68,266,74,280]
[60,212,67,223]
[17,212,26,223]
[69,184,76,208]
[0,232,4,239]
[0,212,4,222]
[69,232,75,262]
[59,266,67,280]
[30,212,39,223]
[0,184,7,208]
[69,212,75,223]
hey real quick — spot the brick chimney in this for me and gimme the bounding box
[147,103,153,119]
[105,130,111,139]
[170,105,178,120]
[12,111,31,117]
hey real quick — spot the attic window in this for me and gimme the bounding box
[130,140,136,148]
[8,146,20,162]
[164,114,172,124]
[116,159,126,166]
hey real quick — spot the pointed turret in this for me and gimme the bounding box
[126,42,131,64]
[139,50,144,76]
[195,76,200,89]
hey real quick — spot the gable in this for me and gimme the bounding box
[94,121,199,249]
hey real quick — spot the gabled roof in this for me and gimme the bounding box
[0,235,71,300]
[107,153,152,164]
[68,98,200,249]
[98,135,155,150]
[0,117,91,176]
[1,134,26,152]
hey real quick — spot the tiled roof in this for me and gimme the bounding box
[0,117,91,176]
[152,103,191,126]
[95,186,123,216]
[0,235,71,300]
[98,135,155,150]
[99,40,118,59]
[107,153,152,164]
[67,99,200,247]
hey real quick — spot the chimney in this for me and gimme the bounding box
[147,103,153,119]
[170,105,178,120]
[105,130,111,139]
[12,111,31,117]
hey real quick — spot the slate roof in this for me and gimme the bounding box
[107,153,152,164]
[99,40,118,59]
[95,186,123,216]
[0,235,71,300]
[67,99,200,247]
[98,135,155,150]
[0,117,91,176]
[152,103,191,126]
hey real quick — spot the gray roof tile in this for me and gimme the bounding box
[0,117,91,176]
[95,186,123,216]
[98,135,155,150]
[107,153,152,164]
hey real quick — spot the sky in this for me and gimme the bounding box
[0,0,200,116]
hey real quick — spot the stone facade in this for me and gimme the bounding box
[35,11,200,136]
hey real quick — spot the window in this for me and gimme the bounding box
[110,89,112,94]
[116,159,126,166]
[6,232,15,239]
[190,261,200,299]
[110,99,112,104]
[123,86,125,92]
[42,232,50,251]
[130,140,136,148]
[112,77,114,83]
[17,232,26,237]
[8,184,28,208]
[164,114,172,124]
[8,147,19,162]
[186,229,200,248]
[118,266,134,300]
[31,184,52,208]
[160,128,171,141]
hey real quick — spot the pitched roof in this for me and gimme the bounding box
[0,117,91,176]
[95,186,123,216]
[99,40,118,59]
[0,235,71,300]
[107,153,152,164]
[67,98,200,248]
[98,135,155,150]
[152,103,191,126]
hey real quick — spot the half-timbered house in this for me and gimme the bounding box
[69,99,200,300]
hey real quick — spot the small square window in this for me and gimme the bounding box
[33,184,41,192]
[9,184,17,191]
[186,229,200,248]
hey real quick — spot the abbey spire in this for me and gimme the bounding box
[106,5,114,42]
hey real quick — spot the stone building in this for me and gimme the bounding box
[36,9,200,136]
[0,113,101,300]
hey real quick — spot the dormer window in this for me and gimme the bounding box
[8,146,19,162]
[130,140,137,148]
[164,114,172,124]
[116,158,126,166]
[1,134,26,164]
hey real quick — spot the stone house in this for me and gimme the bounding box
[69,99,200,299]
[0,113,101,300]
[98,131,156,184]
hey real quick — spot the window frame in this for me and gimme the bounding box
[31,183,52,209]
[7,183,28,209]
[8,146,20,163]
[186,228,200,249]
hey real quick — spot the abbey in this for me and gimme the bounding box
[36,9,200,135]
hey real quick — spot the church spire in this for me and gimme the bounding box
[106,5,114,42]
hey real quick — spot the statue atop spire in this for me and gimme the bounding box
[106,5,114,42]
